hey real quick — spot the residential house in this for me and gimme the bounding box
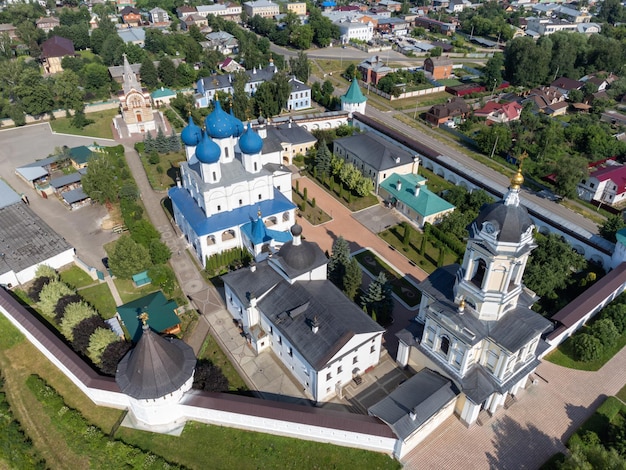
[243,0,280,18]
[369,7,392,18]
[120,6,142,26]
[378,0,403,12]
[287,77,311,111]
[117,27,146,46]
[550,77,583,98]
[218,57,245,73]
[196,3,242,21]
[68,146,95,169]
[333,132,419,191]
[151,87,176,107]
[287,2,307,15]
[424,56,453,80]
[425,98,469,126]
[474,101,522,125]
[149,7,170,27]
[271,119,317,165]
[376,17,409,37]
[182,14,209,31]
[413,17,456,35]
[36,17,60,33]
[379,173,455,228]
[205,31,239,55]
[41,36,75,74]
[522,86,564,112]
[578,162,626,206]
[176,6,197,19]
[447,0,472,13]
[358,55,392,85]
[222,224,384,403]
[117,291,181,342]
[0,24,18,40]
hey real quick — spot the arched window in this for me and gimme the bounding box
[472,258,487,288]
[440,336,450,356]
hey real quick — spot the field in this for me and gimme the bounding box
[49,108,118,140]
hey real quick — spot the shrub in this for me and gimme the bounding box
[87,328,119,364]
[72,316,107,355]
[99,341,131,376]
[589,318,620,347]
[35,265,58,280]
[602,304,626,334]
[193,359,229,392]
[38,281,74,318]
[572,333,604,362]
[60,302,98,341]
[28,276,52,302]
[149,239,172,264]
[54,294,82,323]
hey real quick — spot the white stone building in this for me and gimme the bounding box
[222,224,385,402]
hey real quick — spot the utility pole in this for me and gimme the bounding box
[489,135,499,159]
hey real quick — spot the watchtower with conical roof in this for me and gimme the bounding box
[115,315,196,431]
[341,78,367,117]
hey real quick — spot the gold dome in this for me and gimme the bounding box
[510,168,524,189]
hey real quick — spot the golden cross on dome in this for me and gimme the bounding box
[138,312,149,325]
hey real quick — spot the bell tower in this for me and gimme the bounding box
[454,167,536,321]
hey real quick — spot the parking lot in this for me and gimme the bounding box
[0,123,119,269]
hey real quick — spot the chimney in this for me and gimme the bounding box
[396,179,402,191]
[176,176,181,188]
[312,316,320,334]
[409,410,417,421]
[414,184,420,196]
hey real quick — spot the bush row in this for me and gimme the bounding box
[571,298,626,362]
[424,223,466,257]
[26,375,182,469]
[205,247,252,277]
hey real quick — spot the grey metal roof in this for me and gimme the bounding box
[115,325,196,399]
[272,239,329,279]
[368,368,457,441]
[15,166,48,182]
[490,307,551,353]
[49,172,82,189]
[222,261,283,307]
[62,188,89,205]
[272,122,316,146]
[334,132,415,171]
[259,280,384,370]
[289,77,311,93]
[472,200,534,243]
[0,180,22,209]
[0,202,73,276]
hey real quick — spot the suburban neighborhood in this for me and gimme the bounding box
[0,0,626,468]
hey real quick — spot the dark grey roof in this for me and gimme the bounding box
[259,280,384,370]
[273,239,328,278]
[368,369,458,441]
[0,202,73,276]
[198,64,276,92]
[490,307,551,353]
[62,188,89,205]
[472,200,533,243]
[50,172,82,189]
[0,180,22,209]
[289,77,311,92]
[267,123,316,146]
[222,261,283,307]
[334,132,415,171]
[115,325,196,399]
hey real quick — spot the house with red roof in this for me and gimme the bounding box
[474,101,522,125]
[577,160,626,206]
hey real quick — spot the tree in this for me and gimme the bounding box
[504,36,551,87]
[155,126,169,153]
[193,359,230,392]
[139,58,158,89]
[589,318,620,347]
[87,328,119,364]
[108,235,152,279]
[571,333,603,362]
[603,303,626,334]
[149,239,172,265]
[130,219,160,246]
[344,63,359,80]
[100,34,124,66]
[82,153,120,203]
[54,294,82,323]
[290,51,310,82]
[568,89,584,103]
[35,265,58,280]
[343,257,362,301]
[328,236,351,289]
[475,124,512,157]
[99,340,131,376]
[361,272,394,325]
[54,70,83,112]
[553,155,588,199]
[72,315,107,355]
[147,265,176,295]
[402,222,412,247]
[600,214,626,243]
[232,71,250,121]
[60,302,98,340]
[158,57,176,87]
[38,280,74,318]
[175,62,196,87]
[83,63,111,96]
[314,141,332,178]
[28,276,52,302]
[481,53,504,87]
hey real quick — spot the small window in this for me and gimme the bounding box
[239,199,243,205]
[337,365,343,374]
[370,345,376,353]
[440,336,450,356]
[269,326,273,334]
[353,356,358,364]
[260,341,265,347]
[217,205,221,211]
[288,347,293,357]
[258,194,262,200]
[278,336,282,345]
[326,372,331,381]
[212,171,217,181]
[254,162,258,171]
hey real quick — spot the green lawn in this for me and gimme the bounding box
[139,150,186,191]
[293,189,332,225]
[354,249,422,307]
[116,420,400,470]
[113,277,157,304]
[545,331,626,371]
[569,396,626,445]
[49,108,118,140]
[78,283,117,319]
[309,175,378,212]
[617,383,626,403]
[198,334,247,392]
[437,78,462,86]
[60,266,96,289]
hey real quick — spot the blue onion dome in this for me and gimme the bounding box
[229,105,244,137]
[195,131,221,164]
[239,123,264,155]
[204,99,237,139]
[181,115,202,146]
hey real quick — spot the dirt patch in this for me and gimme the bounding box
[100,204,123,230]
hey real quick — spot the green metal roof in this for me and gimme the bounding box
[381,173,455,217]
[151,87,175,99]
[341,78,367,104]
[68,146,93,165]
[117,291,180,343]
[616,228,626,247]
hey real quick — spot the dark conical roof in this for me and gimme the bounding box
[473,201,533,243]
[115,325,196,400]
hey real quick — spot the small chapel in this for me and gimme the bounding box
[168,101,297,267]
[385,168,552,439]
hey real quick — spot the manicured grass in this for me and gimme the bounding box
[49,108,118,140]
[308,174,379,212]
[293,189,332,225]
[545,331,626,371]
[418,166,456,195]
[379,224,459,274]
[198,334,248,392]
[437,78,462,86]
[569,396,626,445]
[139,149,186,191]
[116,420,400,470]
[617,383,626,403]
[354,249,422,307]
[60,266,96,289]
[113,277,158,304]
[78,283,117,319]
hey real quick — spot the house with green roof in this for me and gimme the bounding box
[341,78,367,116]
[151,87,176,107]
[117,291,181,343]
[68,146,94,169]
[379,173,455,228]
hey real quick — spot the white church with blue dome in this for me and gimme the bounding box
[168,100,297,267]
